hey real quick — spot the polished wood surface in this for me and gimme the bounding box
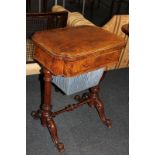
[32,26,125,76]
[121,24,129,35]
[31,26,125,152]
[33,26,125,59]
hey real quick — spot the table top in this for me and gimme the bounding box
[32,26,125,60]
[32,26,125,77]
[121,24,129,36]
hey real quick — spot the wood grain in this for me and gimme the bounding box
[33,26,125,77]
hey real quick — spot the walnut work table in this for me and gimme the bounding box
[31,26,125,152]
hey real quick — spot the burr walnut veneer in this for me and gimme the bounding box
[31,26,125,152]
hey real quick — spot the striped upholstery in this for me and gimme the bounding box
[51,5,129,71]
[26,35,40,75]
[102,15,129,70]
[26,39,35,62]
[26,63,41,75]
[67,12,95,27]
[51,5,70,13]
[102,15,128,38]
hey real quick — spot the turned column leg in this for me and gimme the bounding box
[40,68,52,126]
[31,68,64,152]
[89,85,112,128]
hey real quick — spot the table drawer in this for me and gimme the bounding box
[64,50,120,76]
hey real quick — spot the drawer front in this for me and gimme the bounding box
[34,47,120,77]
[64,50,120,76]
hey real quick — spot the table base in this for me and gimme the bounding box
[31,68,112,152]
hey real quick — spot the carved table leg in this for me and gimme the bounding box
[89,85,112,128]
[31,68,64,152]
[47,118,64,152]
